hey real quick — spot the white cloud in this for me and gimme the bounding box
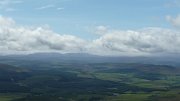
[164,0,180,8]
[37,4,55,10]
[0,16,15,26]
[87,28,180,56]
[5,8,16,12]
[1,16,180,56]
[0,0,22,11]
[36,5,64,11]
[57,7,64,11]
[94,25,109,35]
[0,16,86,54]
[166,15,180,28]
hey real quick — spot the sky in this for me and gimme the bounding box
[0,0,180,56]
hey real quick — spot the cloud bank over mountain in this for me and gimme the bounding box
[0,15,180,56]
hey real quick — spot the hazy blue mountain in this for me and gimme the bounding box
[1,53,180,66]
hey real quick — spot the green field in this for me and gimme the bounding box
[0,94,26,101]
[0,62,179,101]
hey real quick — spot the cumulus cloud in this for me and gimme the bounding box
[0,16,86,54]
[0,16,15,26]
[166,15,180,28]
[1,16,180,56]
[87,28,180,56]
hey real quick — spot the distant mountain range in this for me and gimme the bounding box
[0,52,180,66]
